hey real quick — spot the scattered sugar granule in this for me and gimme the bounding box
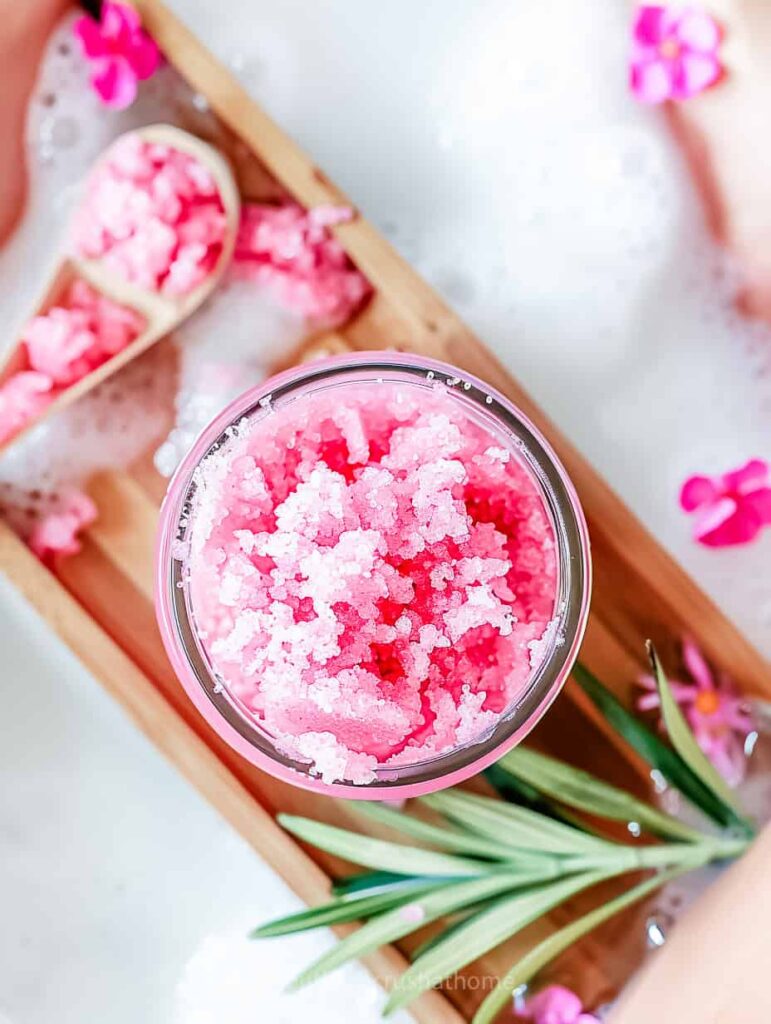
[184,381,558,784]
[28,489,97,563]
[399,903,426,924]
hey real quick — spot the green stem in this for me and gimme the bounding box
[563,836,748,874]
[693,835,750,861]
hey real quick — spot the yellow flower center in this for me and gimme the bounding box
[659,38,681,60]
[695,690,721,716]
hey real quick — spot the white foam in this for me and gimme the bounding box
[155,280,305,477]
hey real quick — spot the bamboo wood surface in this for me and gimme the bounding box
[0,1,768,1019]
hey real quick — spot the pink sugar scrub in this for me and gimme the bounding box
[70,134,226,295]
[233,202,371,323]
[0,279,144,444]
[183,380,558,786]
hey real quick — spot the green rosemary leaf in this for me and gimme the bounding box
[471,867,683,1024]
[383,870,610,1016]
[348,801,520,861]
[277,814,490,878]
[484,762,544,807]
[287,871,527,991]
[252,880,443,937]
[496,745,706,843]
[331,871,418,898]
[423,790,610,856]
[409,907,484,961]
[573,661,740,830]
[484,763,606,837]
[364,795,708,876]
[647,643,754,834]
[421,790,609,855]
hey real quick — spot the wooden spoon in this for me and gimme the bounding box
[0,123,240,452]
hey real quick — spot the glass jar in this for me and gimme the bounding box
[155,353,591,798]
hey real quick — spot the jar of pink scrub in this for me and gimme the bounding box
[155,353,591,799]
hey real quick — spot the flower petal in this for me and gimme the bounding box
[669,682,699,702]
[722,702,755,733]
[682,636,714,691]
[722,458,769,495]
[91,58,138,110]
[72,15,107,58]
[525,985,584,1023]
[672,52,721,99]
[692,494,737,541]
[680,473,719,512]
[101,1,142,41]
[632,5,669,46]
[128,34,162,80]
[705,735,746,787]
[688,713,718,751]
[675,8,721,53]
[637,691,663,712]
[631,57,673,103]
[695,498,763,547]
[741,486,771,526]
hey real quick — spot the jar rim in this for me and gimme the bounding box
[155,351,592,798]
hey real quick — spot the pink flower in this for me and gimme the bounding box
[517,985,599,1024]
[28,491,98,564]
[630,5,722,104]
[637,637,755,786]
[680,458,771,547]
[73,2,161,110]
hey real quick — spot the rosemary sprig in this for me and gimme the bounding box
[252,645,757,1018]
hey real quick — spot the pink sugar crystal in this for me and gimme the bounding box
[0,372,55,444]
[185,382,558,785]
[70,135,226,295]
[0,280,144,445]
[28,490,98,563]
[233,202,371,323]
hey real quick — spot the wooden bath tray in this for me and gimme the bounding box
[1,2,769,1020]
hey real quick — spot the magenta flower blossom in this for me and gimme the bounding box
[73,2,161,110]
[517,985,599,1024]
[680,458,771,548]
[630,5,722,104]
[638,637,755,786]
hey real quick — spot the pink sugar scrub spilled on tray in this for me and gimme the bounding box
[70,134,226,295]
[233,202,371,323]
[183,380,558,785]
[0,279,144,444]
